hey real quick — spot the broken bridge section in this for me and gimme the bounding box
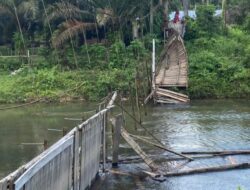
[152,32,190,104]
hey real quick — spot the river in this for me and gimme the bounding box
[0,99,250,189]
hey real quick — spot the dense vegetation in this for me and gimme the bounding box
[0,0,249,103]
[185,4,250,98]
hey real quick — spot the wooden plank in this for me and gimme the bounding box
[0,178,7,190]
[156,99,180,104]
[157,88,189,99]
[156,91,189,103]
[14,136,74,190]
[158,83,186,85]
[79,113,104,190]
[73,129,80,190]
[121,127,158,171]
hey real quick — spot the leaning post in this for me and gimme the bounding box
[111,114,122,168]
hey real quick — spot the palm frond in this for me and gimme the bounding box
[96,8,114,26]
[0,4,13,16]
[52,19,95,48]
[18,0,39,20]
[46,2,92,23]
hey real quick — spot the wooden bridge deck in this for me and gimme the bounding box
[155,34,188,88]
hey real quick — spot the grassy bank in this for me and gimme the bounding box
[0,30,249,103]
[0,39,150,103]
[0,68,136,103]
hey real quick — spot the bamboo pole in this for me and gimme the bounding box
[182,150,250,155]
[130,134,193,161]
[164,162,250,177]
[152,39,156,92]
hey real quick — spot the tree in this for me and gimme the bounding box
[0,0,39,44]
[182,0,189,17]
[196,5,221,37]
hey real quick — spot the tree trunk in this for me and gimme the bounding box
[163,0,169,20]
[150,0,154,34]
[182,0,189,17]
[163,0,169,40]
[222,0,227,28]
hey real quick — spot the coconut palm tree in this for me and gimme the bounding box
[0,0,39,40]
[46,0,154,47]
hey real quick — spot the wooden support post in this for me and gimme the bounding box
[119,94,125,126]
[111,114,122,167]
[152,39,156,91]
[135,72,142,124]
[129,83,137,130]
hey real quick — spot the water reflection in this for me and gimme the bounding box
[0,102,96,178]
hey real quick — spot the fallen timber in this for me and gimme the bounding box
[102,149,250,164]
[181,150,250,155]
[147,34,190,104]
[121,127,159,172]
[113,97,250,179]
[129,132,193,161]
[164,162,250,177]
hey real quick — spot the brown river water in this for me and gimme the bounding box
[0,99,249,190]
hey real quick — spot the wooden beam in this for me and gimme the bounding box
[157,88,189,98]
[181,150,250,155]
[156,91,189,103]
[121,127,159,171]
[164,163,250,177]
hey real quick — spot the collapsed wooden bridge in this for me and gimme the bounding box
[148,31,190,104]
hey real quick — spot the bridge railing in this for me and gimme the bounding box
[0,93,116,190]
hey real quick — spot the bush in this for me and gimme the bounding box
[187,27,250,98]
